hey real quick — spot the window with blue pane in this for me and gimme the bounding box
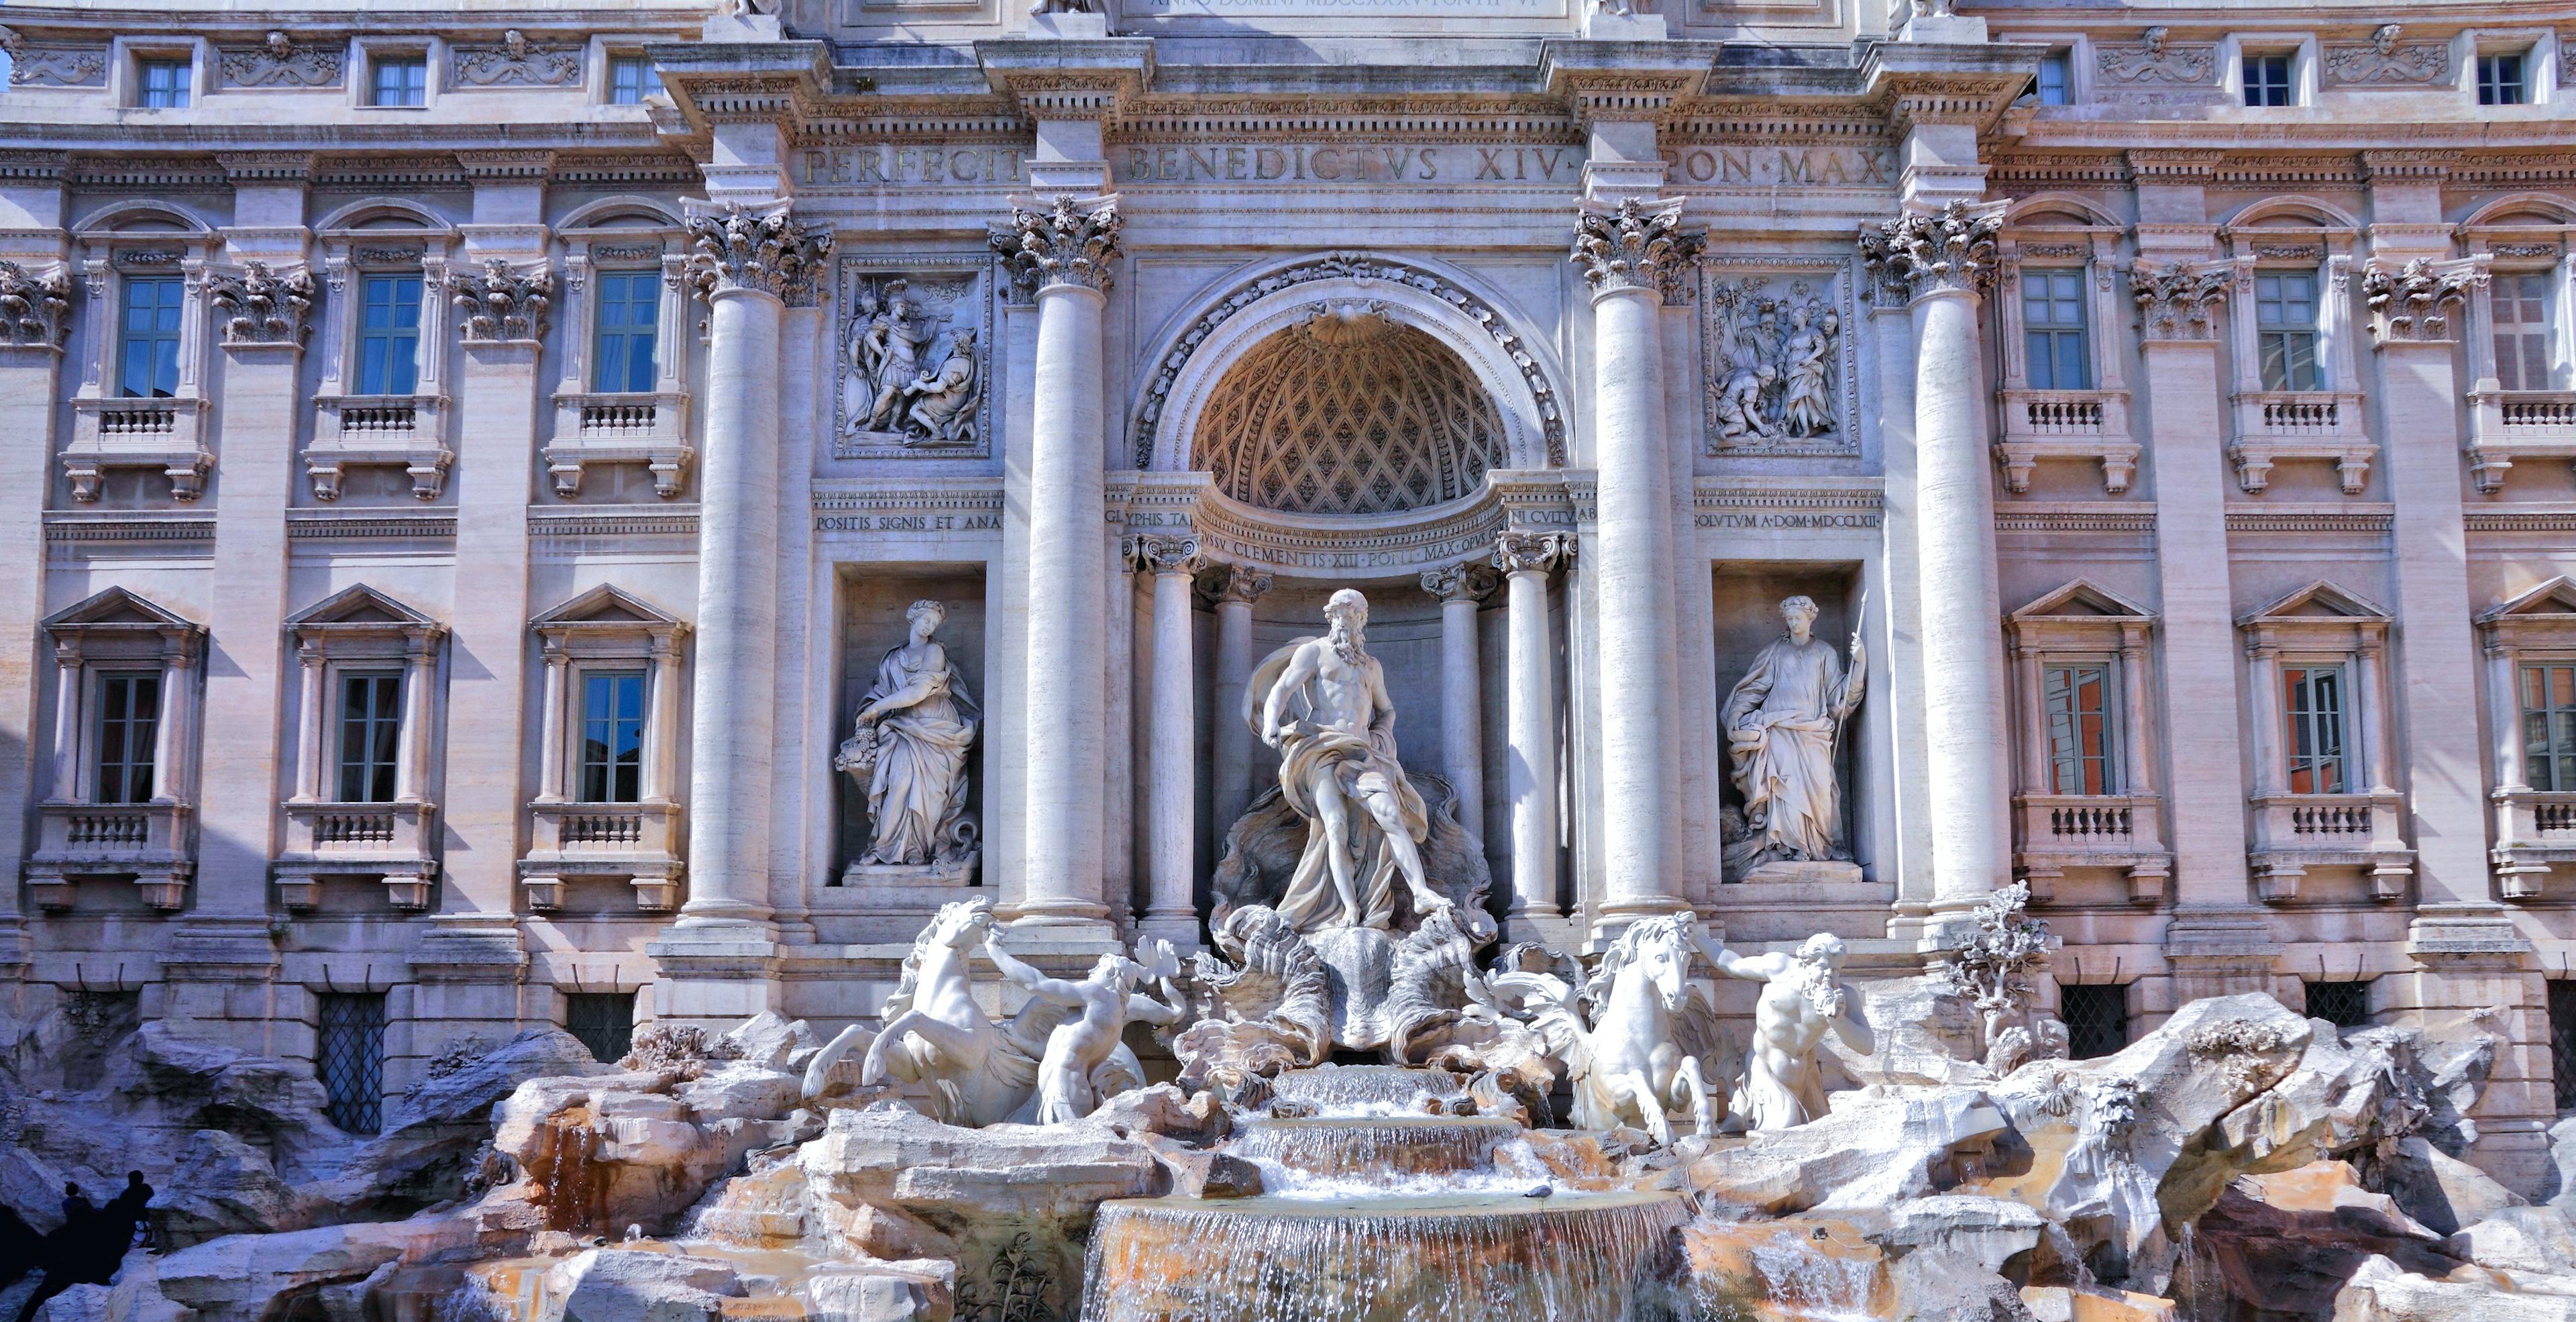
[357,275,423,396]
[370,56,427,107]
[2242,54,2294,107]
[2255,272,2322,391]
[118,277,184,399]
[2035,52,2071,106]
[608,56,661,105]
[579,671,647,803]
[138,59,191,109]
[2021,268,2091,391]
[93,672,161,805]
[337,672,402,804]
[591,272,661,393]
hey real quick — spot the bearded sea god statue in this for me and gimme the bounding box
[1723,594,1864,879]
[837,599,979,872]
[1703,931,1873,1131]
[1252,588,1456,933]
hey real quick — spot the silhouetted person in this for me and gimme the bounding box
[103,1174,150,1250]
[54,1185,89,1230]
[0,1207,37,1290]
[12,1178,142,1322]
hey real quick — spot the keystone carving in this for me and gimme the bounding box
[207,261,317,347]
[990,196,1122,296]
[686,201,835,307]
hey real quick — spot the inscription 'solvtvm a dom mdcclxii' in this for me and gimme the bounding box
[6,0,2576,1204]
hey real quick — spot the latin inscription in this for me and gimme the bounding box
[798,143,1894,191]
[1664,148,1895,189]
[1693,511,1882,530]
[1118,144,1584,185]
[816,513,1002,532]
[803,147,1030,188]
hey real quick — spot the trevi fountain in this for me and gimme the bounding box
[0,589,2557,1322]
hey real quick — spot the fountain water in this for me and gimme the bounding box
[1081,1066,1695,1321]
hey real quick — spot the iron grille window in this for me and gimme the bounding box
[369,56,427,107]
[2043,664,2117,795]
[119,276,184,399]
[578,671,647,803]
[2255,272,2323,391]
[2243,54,2294,107]
[93,671,161,805]
[567,993,637,1064]
[137,58,191,108]
[357,275,423,396]
[2304,980,2371,1029]
[2284,664,2349,795]
[2478,52,2529,106]
[2524,664,2576,791]
[2494,272,2556,393]
[590,272,660,393]
[2021,268,2091,391]
[608,55,661,105]
[337,672,402,803]
[2061,984,2128,1060]
[317,992,386,1135]
[2553,980,2576,1111]
[2035,52,2072,105]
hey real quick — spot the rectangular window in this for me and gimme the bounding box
[608,55,661,105]
[2043,664,2117,796]
[2021,268,2092,391]
[2494,272,2555,393]
[566,992,637,1064]
[317,993,386,1135]
[590,272,661,393]
[93,671,161,805]
[2478,52,2529,106]
[578,671,647,804]
[118,276,184,399]
[2553,980,2576,1112]
[2304,980,2371,1029]
[356,274,423,397]
[336,672,402,804]
[2035,52,2072,105]
[2255,272,2323,391]
[2523,664,2576,791]
[2243,54,2294,107]
[2284,664,2349,795]
[369,55,427,107]
[2061,984,2128,1060]
[137,58,191,108]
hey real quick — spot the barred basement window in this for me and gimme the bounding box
[566,992,637,1065]
[318,992,386,1135]
[2061,984,2128,1060]
[2304,979,2371,1029]
[2553,980,2576,1112]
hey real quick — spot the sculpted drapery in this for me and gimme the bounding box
[1724,595,1864,870]
[839,599,979,866]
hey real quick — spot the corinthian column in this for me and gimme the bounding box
[1421,562,1496,841]
[993,196,1122,929]
[1206,563,1273,835]
[1495,532,1572,939]
[1132,533,1201,945]
[676,201,832,931]
[1571,200,1699,929]
[1860,202,2009,914]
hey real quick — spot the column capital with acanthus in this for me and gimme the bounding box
[2131,261,2232,342]
[992,195,1123,297]
[1857,201,2004,305]
[682,199,833,307]
[1570,197,1701,304]
[1493,530,1574,576]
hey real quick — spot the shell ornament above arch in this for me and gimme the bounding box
[1192,303,1506,517]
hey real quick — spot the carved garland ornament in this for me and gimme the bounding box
[686,201,835,307]
[2130,261,2231,342]
[0,261,75,349]
[1132,252,1566,470]
[206,261,317,347]
[2361,258,2486,343]
[1857,201,2004,301]
[451,30,583,87]
[217,31,341,88]
[989,195,1122,296]
[1570,198,1703,301]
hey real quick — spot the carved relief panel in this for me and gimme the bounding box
[1699,261,1858,458]
[833,258,992,460]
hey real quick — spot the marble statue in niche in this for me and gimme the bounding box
[836,599,979,875]
[1252,588,1456,933]
[1722,594,1864,880]
[1705,276,1843,450]
[839,274,983,452]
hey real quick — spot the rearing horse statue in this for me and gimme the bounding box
[1494,911,1722,1147]
[858,897,1043,1127]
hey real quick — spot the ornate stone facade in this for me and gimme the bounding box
[3,0,2575,1199]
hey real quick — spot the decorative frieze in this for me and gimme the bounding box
[990,195,1122,297]
[835,262,990,458]
[206,262,317,348]
[450,258,555,343]
[685,201,835,307]
[450,31,582,88]
[2131,262,2231,342]
[2362,258,2485,344]
[1702,270,1851,455]
[0,30,108,87]
[2320,26,2451,87]
[2094,28,2218,86]
[1569,198,1701,301]
[0,261,75,350]
[217,32,341,88]
[1857,201,2003,301]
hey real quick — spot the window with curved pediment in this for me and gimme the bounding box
[1191,307,1503,517]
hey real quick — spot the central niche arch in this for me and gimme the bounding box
[1193,305,1506,517]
